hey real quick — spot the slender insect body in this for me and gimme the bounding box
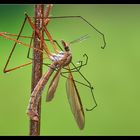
[27,48,72,121]
[1,4,106,130]
[27,61,59,121]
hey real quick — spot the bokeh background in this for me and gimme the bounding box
[0,4,140,136]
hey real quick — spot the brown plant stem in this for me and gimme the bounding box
[29,4,44,136]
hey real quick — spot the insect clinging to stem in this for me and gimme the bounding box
[0,4,106,130]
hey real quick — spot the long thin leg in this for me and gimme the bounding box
[26,31,54,67]
[27,32,34,60]
[26,31,61,71]
[3,33,58,60]
[43,26,59,53]
[71,62,97,111]
[24,14,54,59]
[0,33,44,53]
[4,62,33,73]
[60,68,97,111]
[0,32,47,73]
[26,31,49,60]
[2,32,51,65]
[3,32,53,63]
[25,13,58,54]
[1,15,49,73]
[46,15,106,49]
[3,16,28,73]
[31,15,106,48]
[44,4,52,26]
[43,4,59,53]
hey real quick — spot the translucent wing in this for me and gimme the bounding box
[69,34,90,45]
[46,68,61,101]
[66,72,85,130]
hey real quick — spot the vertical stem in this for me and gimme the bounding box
[29,4,44,136]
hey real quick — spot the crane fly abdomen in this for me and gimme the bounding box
[27,51,72,121]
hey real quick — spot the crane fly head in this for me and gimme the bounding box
[61,40,70,52]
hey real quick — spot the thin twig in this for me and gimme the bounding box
[29,4,44,136]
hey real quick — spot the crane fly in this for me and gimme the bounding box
[0,4,106,130]
[27,39,86,129]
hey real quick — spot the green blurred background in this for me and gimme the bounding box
[0,4,140,136]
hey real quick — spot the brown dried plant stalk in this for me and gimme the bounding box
[29,4,44,136]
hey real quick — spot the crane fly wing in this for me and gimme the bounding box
[46,68,61,101]
[69,34,90,45]
[66,72,85,130]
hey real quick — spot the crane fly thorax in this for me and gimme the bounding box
[50,51,72,67]
[50,51,65,62]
